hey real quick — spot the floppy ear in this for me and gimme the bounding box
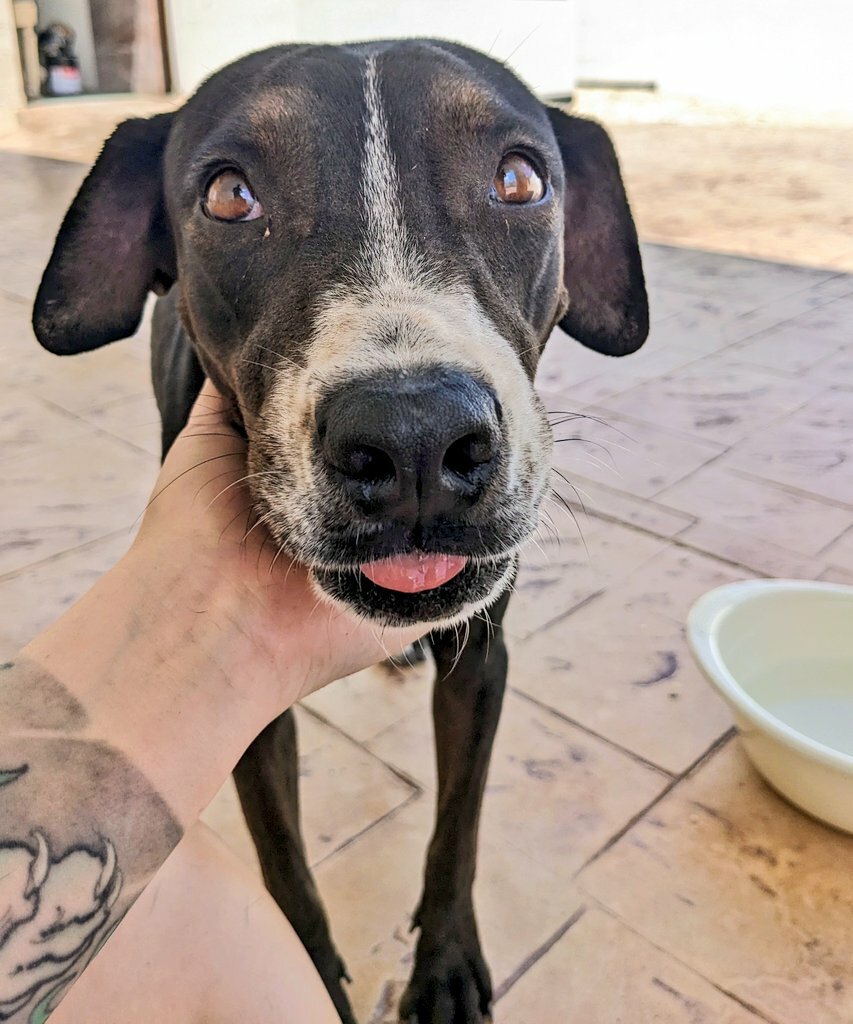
[546,107,648,356]
[33,113,176,355]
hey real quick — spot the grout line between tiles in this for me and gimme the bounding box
[586,900,784,1023]
[727,467,853,515]
[310,790,423,871]
[815,522,853,559]
[0,286,32,306]
[705,981,785,1023]
[298,702,426,797]
[574,728,736,877]
[493,905,588,1003]
[509,587,606,643]
[665,533,774,579]
[38,394,161,460]
[510,687,674,778]
[0,526,136,585]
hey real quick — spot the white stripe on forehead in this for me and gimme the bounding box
[361,55,420,286]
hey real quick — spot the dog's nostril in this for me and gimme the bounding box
[344,444,396,483]
[443,431,497,479]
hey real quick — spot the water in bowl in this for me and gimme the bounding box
[749,658,853,756]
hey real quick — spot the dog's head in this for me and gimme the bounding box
[33,40,647,627]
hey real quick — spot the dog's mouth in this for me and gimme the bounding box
[312,550,515,627]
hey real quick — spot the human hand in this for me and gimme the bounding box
[128,380,424,706]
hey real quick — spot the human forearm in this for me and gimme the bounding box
[0,550,287,1021]
[19,544,289,817]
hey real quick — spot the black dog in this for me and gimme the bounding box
[33,39,647,1023]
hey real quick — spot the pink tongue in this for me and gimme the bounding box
[360,552,468,593]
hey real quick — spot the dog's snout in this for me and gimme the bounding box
[317,369,501,521]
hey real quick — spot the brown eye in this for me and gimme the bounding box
[203,170,263,222]
[493,153,545,204]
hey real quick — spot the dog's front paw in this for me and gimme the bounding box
[312,948,357,1024]
[399,908,492,1023]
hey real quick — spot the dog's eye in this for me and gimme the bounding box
[493,154,545,204]
[203,170,263,222]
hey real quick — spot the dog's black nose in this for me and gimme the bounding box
[317,369,501,521]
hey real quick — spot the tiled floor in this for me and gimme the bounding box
[1,114,852,1024]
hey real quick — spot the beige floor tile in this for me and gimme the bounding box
[730,313,849,378]
[497,907,765,1023]
[819,566,853,586]
[78,391,163,457]
[296,709,418,866]
[28,343,153,415]
[604,120,853,274]
[202,706,417,876]
[820,526,853,574]
[0,529,134,647]
[369,689,668,879]
[808,346,853,390]
[657,464,852,557]
[599,357,822,447]
[722,389,853,507]
[651,284,850,363]
[534,330,613,394]
[0,306,153,413]
[552,475,697,540]
[302,658,434,745]
[678,520,829,579]
[535,333,700,404]
[560,344,704,409]
[551,407,723,501]
[505,517,670,639]
[614,541,755,622]
[0,392,92,464]
[0,433,156,575]
[633,247,837,309]
[314,796,583,1022]
[510,544,743,773]
[200,776,261,875]
[0,634,19,662]
[579,742,853,1024]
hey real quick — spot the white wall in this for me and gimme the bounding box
[577,0,853,118]
[165,0,853,118]
[165,0,578,98]
[0,0,24,125]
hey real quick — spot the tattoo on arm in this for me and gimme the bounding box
[1,661,183,1022]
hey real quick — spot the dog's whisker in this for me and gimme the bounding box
[547,487,589,557]
[243,510,270,547]
[205,470,276,511]
[141,451,246,519]
[193,465,248,502]
[550,466,593,515]
[554,446,622,478]
[217,502,255,544]
[241,358,280,373]
[552,433,637,465]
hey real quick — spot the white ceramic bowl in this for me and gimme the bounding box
[687,579,853,833]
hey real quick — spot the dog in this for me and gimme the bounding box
[33,38,648,1023]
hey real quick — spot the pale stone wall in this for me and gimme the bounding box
[0,1,25,130]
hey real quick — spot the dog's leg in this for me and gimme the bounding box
[233,710,356,1024]
[400,588,511,1024]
